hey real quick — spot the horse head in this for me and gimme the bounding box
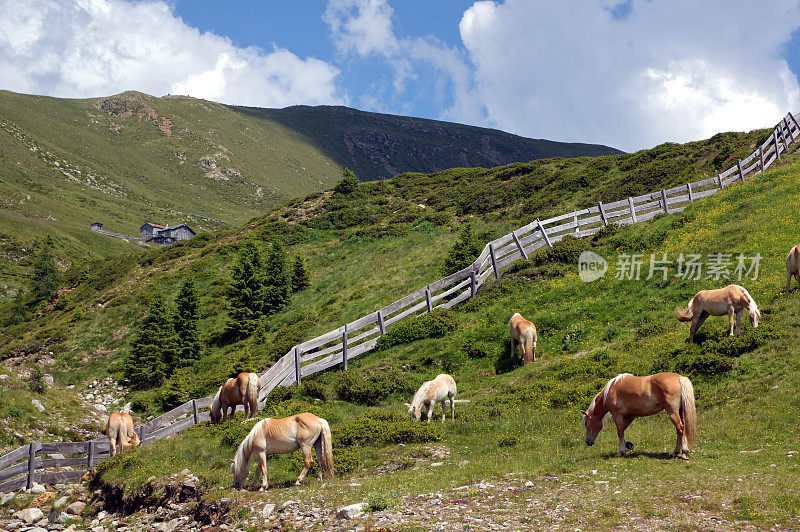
[210,404,221,424]
[749,305,760,328]
[581,409,603,446]
[405,403,420,421]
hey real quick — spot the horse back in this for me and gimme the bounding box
[510,314,535,339]
[788,245,800,273]
[608,373,681,415]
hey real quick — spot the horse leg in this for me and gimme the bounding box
[296,445,313,485]
[787,270,794,295]
[109,439,116,457]
[510,334,515,359]
[667,409,688,460]
[613,414,635,457]
[690,311,709,343]
[426,403,434,423]
[313,438,324,481]
[255,450,269,490]
[450,395,455,421]
[728,307,735,336]
[735,309,742,336]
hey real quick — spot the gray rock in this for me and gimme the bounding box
[156,518,181,532]
[0,374,8,380]
[27,528,48,532]
[66,501,85,515]
[52,496,68,509]
[43,374,54,386]
[13,507,45,524]
[48,508,68,524]
[48,454,66,460]
[261,503,275,517]
[281,500,298,508]
[94,404,107,412]
[96,510,107,520]
[29,482,46,494]
[0,491,14,505]
[336,503,366,520]
[121,402,132,413]
[525,480,534,487]
[31,399,45,413]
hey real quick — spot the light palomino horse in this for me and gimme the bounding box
[582,372,696,460]
[106,412,141,457]
[231,413,334,490]
[786,245,800,295]
[509,312,537,364]
[210,372,259,424]
[675,284,760,343]
[406,374,457,423]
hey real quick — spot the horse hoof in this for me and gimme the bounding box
[625,441,634,450]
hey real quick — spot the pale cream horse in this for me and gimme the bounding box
[582,372,696,460]
[231,413,334,490]
[786,245,800,295]
[106,412,141,457]
[675,284,760,343]
[210,372,259,423]
[406,374,457,422]
[509,312,537,364]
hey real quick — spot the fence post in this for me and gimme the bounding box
[687,182,693,203]
[717,174,724,189]
[788,112,800,135]
[470,268,477,297]
[488,243,499,279]
[137,425,145,445]
[425,286,433,313]
[342,325,348,371]
[661,190,669,213]
[87,440,95,468]
[27,442,39,490]
[294,346,301,385]
[781,121,789,152]
[598,201,608,226]
[536,219,552,247]
[736,159,744,182]
[774,130,781,161]
[628,197,637,223]
[759,146,764,172]
[376,310,385,335]
[573,212,579,234]
[783,117,793,142]
[511,230,528,260]
[192,399,199,425]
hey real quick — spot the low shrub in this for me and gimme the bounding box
[335,368,411,406]
[332,412,442,447]
[27,366,46,394]
[674,349,734,377]
[460,339,496,359]
[367,490,398,511]
[561,323,585,352]
[376,310,457,350]
[290,447,360,476]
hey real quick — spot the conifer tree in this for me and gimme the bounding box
[226,241,265,338]
[124,295,178,389]
[333,167,359,194]
[291,253,311,292]
[30,240,59,306]
[263,241,291,315]
[442,221,483,275]
[173,279,202,367]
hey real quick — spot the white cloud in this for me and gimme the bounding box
[459,0,800,151]
[0,0,344,107]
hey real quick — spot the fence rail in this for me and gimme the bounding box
[1,113,797,491]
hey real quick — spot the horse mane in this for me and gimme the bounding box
[735,285,760,318]
[588,373,632,418]
[211,385,223,415]
[410,380,433,408]
[232,419,263,482]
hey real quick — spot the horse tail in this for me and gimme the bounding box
[317,418,335,479]
[524,325,535,364]
[116,416,127,454]
[675,298,694,322]
[679,375,696,451]
[247,373,259,416]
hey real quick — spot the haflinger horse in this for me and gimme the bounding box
[210,372,259,423]
[406,373,457,423]
[509,312,537,365]
[786,245,800,295]
[675,284,760,343]
[231,413,334,490]
[106,412,141,457]
[582,372,696,460]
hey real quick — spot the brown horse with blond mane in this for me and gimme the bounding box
[106,412,141,456]
[231,413,334,490]
[582,372,696,460]
[675,284,760,343]
[210,372,259,423]
[509,312,537,364]
[786,245,800,295]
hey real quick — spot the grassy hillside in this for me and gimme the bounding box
[237,104,622,180]
[91,151,800,530]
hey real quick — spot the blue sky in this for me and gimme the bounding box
[2,0,800,151]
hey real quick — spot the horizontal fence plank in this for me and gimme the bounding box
[39,442,89,455]
[379,286,428,317]
[384,298,429,328]
[259,352,292,387]
[441,287,471,309]
[39,457,87,469]
[144,401,194,433]
[346,313,379,333]
[0,476,26,493]
[196,396,214,409]
[431,277,471,303]
[429,265,473,291]
[666,193,690,206]
[0,445,30,470]
[0,460,31,483]
[297,326,346,352]
[144,415,195,443]
[36,469,87,485]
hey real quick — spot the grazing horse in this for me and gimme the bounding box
[582,372,696,460]
[231,413,334,490]
[786,245,800,295]
[675,284,760,343]
[509,312,537,364]
[406,374,457,422]
[106,412,141,457]
[210,372,259,424]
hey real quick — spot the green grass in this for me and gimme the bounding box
[91,153,800,529]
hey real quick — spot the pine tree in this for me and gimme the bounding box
[333,167,359,194]
[263,241,291,315]
[173,279,202,368]
[226,241,265,338]
[124,295,178,390]
[29,240,59,306]
[442,221,483,275]
[291,253,311,292]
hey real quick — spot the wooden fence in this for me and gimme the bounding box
[1,113,797,492]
